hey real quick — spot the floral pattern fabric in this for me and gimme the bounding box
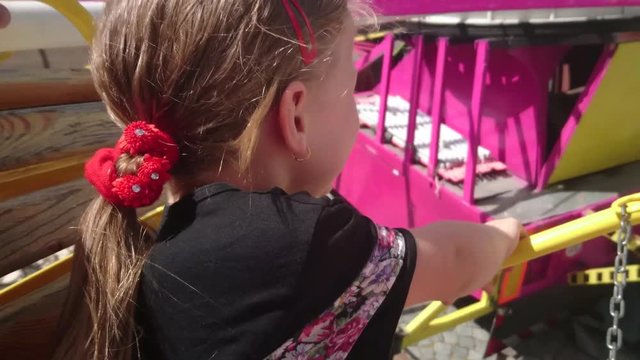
[267,226,406,360]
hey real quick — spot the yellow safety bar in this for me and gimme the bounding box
[0,51,13,64]
[503,193,640,268]
[0,253,73,305]
[39,0,95,45]
[401,192,640,348]
[607,230,640,252]
[0,1,94,64]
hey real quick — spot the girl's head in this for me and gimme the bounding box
[55,1,365,359]
[93,0,360,198]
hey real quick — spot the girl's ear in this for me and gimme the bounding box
[277,80,310,159]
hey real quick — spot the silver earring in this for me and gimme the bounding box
[294,147,312,162]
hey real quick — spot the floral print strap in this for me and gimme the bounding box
[268,226,406,359]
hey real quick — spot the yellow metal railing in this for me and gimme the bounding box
[400,192,640,348]
[39,0,95,45]
[0,1,95,64]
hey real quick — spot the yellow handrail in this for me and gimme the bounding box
[39,0,95,45]
[504,193,639,268]
[401,192,640,348]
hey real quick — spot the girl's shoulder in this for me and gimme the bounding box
[144,184,376,281]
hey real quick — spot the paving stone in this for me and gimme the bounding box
[452,346,468,359]
[473,328,489,341]
[443,331,458,344]
[468,349,485,360]
[411,346,435,359]
[393,353,411,360]
[434,342,452,355]
[502,347,519,357]
[459,325,473,336]
[474,338,488,352]
[459,335,474,349]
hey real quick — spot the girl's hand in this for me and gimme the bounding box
[406,218,525,306]
[482,218,525,294]
[485,217,522,257]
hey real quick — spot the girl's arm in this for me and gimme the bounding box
[405,218,521,306]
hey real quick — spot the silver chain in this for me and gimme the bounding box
[606,204,632,360]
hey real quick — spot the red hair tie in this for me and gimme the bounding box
[84,121,179,208]
[281,0,318,65]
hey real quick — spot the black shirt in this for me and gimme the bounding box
[137,183,416,359]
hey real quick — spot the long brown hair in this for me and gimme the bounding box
[53,1,355,358]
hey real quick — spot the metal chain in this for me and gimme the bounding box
[606,204,632,360]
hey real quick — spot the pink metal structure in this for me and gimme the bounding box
[371,0,640,17]
[338,0,640,352]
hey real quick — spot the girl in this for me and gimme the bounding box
[54,0,521,359]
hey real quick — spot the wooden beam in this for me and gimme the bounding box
[0,102,119,172]
[0,274,69,360]
[0,180,93,277]
[0,69,99,110]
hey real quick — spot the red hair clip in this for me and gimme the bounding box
[84,121,179,208]
[281,0,318,65]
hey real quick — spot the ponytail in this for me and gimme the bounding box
[53,197,155,360]
[53,121,178,359]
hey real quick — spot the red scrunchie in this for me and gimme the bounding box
[85,121,179,208]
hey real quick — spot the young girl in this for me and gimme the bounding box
[54,0,521,359]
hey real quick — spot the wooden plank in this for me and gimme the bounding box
[0,274,69,360]
[0,47,90,71]
[0,69,99,110]
[0,180,93,277]
[0,102,119,172]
